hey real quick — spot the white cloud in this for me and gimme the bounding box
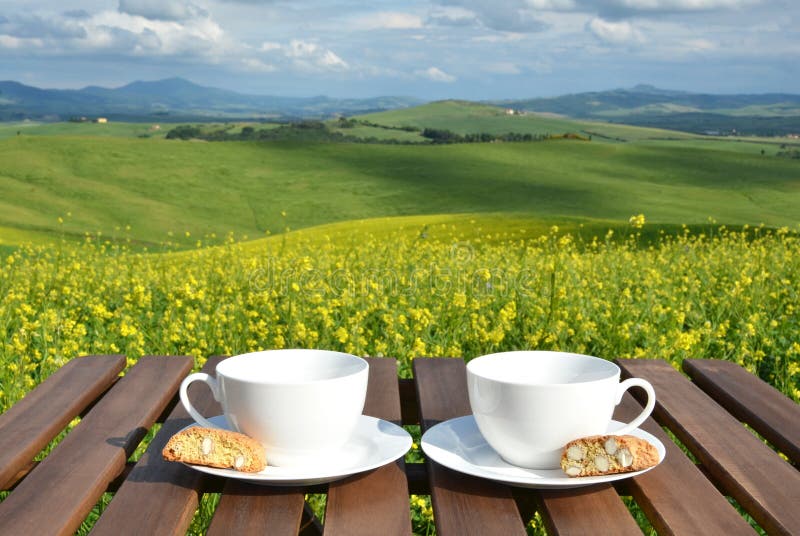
[416,66,456,82]
[525,0,578,8]
[260,39,350,72]
[260,41,281,52]
[0,34,44,49]
[587,17,645,44]
[427,6,478,27]
[471,32,526,42]
[240,57,276,72]
[352,12,424,30]
[91,10,226,56]
[684,38,716,51]
[117,0,207,22]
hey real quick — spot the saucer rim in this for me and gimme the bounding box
[178,414,411,485]
[421,415,666,489]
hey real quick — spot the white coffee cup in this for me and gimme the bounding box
[180,349,369,467]
[467,351,655,469]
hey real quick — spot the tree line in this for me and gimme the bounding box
[165,121,588,145]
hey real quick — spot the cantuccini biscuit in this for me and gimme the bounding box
[162,426,266,472]
[561,434,658,477]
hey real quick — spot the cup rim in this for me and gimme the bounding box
[216,348,368,385]
[466,350,619,386]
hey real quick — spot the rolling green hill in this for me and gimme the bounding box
[1,128,799,249]
[356,100,700,142]
[0,121,167,140]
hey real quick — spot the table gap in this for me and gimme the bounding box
[404,424,425,464]
[661,424,699,463]
[305,492,327,524]
[742,422,790,463]
[409,494,435,535]
[127,422,161,463]
[76,491,114,535]
[189,492,221,535]
[621,495,656,536]
[726,495,767,536]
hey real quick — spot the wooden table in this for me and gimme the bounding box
[1,355,798,535]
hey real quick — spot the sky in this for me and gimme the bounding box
[0,0,797,100]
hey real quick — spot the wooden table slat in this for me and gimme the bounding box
[91,356,225,536]
[613,392,755,535]
[413,357,526,536]
[207,482,306,536]
[618,358,800,536]
[324,357,412,535]
[0,354,126,489]
[0,355,192,536]
[538,484,642,536]
[683,358,800,465]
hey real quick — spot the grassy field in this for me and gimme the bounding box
[2,129,799,248]
[0,121,168,140]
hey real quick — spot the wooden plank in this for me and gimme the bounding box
[0,355,192,536]
[413,357,526,536]
[683,358,800,465]
[206,482,305,536]
[0,355,126,489]
[618,358,800,536]
[91,356,226,536]
[613,392,755,535]
[537,485,642,536]
[324,357,412,535]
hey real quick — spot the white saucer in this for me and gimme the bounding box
[421,416,665,489]
[180,415,412,486]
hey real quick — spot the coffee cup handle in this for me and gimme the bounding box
[179,372,222,429]
[613,378,656,436]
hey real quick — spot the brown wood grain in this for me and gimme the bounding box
[613,392,755,535]
[0,355,192,536]
[618,358,800,536]
[0,354,126,489]
[683,358,800,465]
[91,356,226,536]
[537,484,642,536]
[413,357,526,536]
[324,357,412,535]
[207,481,306,536]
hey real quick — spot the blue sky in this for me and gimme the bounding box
[0,0,797,99]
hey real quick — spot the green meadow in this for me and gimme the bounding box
[1,104,799,250]
[0,120,167,140]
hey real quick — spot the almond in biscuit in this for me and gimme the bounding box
[162,426,266,473]
[561,434,658,477]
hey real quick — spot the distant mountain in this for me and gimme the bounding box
[497,85,800,135]
[0,78,425,121]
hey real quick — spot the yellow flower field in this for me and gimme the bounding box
[2,217,798,410]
